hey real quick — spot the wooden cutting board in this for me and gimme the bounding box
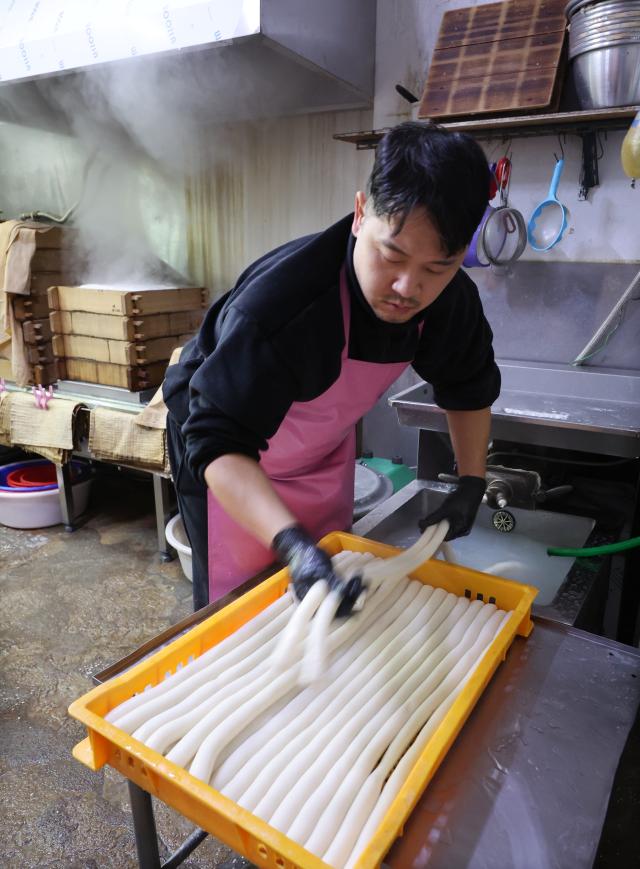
[418,0,567,119]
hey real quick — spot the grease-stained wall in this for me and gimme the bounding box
[184,111,374,292]
[0,107,373,295]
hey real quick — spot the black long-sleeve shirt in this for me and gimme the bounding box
[163,214,501,484]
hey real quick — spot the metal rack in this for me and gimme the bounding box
[334,105,640,148]
[335,105,640,199]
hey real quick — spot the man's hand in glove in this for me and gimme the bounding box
[419,475,486,541]
[272,524,364,617]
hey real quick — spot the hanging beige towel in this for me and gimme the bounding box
[9,392,86,464]
[0,392,11,446]
[136,344,183,430]
[89,407,167,471]
[0,221,35,297]
[0,221,61,386]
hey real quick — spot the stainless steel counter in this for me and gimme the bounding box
[390,361,640,457]
[98,578,640,869]
[386,617,640,869]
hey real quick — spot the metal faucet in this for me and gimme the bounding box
[439,464,571,510]
[484,465,542,510]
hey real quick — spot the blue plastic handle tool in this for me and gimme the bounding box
[527,159,568,252]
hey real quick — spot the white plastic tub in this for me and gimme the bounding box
[0,477,92,529]
[165,513,193,582]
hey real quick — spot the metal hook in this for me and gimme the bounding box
[579,131,600,201]
[498,137,512,163]
[554,133,566,163]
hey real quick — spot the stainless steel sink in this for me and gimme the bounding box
[353,480,599,621]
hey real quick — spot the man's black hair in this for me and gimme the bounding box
[367,121,490,256]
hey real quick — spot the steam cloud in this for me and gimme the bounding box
[0,46,280,289]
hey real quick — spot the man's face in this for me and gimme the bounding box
[351,192,466,323]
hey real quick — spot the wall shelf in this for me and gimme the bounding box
[334,105,640,149]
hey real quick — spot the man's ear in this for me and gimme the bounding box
[351,191,367,236]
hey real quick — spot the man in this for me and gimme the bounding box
[163,121,500,612]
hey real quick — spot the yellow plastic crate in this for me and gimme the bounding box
[69,531,538,869]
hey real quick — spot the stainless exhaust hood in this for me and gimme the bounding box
[0,0,375,124]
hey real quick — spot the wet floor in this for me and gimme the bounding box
[0,467,250,868]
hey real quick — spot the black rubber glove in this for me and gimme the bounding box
[272,524,364,617]
[419,475,486,541]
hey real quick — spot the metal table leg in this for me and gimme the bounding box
[128,780,211,868]
[128,781,161,869]
[617,477,640,645]
[56,462,76,533]
[153,474,176,562]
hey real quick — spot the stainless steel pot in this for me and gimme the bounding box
[566,0,640,19]
[570,32,640,59]
[567,0,640,107]
[572,43,640,107]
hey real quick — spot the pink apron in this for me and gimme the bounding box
[207,267,420,601]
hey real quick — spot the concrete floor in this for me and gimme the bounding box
[0,467,250,868]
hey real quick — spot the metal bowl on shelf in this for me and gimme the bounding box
[572,17,640,38]
[570,17,640,40]
[566,0,640,107]
[570,31,640,58]
[566,0,640,18]
[571,43,640,107]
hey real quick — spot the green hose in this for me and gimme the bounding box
[547,536,640,557]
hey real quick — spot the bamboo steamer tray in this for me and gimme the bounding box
[22,318,53,345]
[69,532,537,869]
[31,361,59,386]
[56,357,167,390]
[50,308,204,341]
[48,285,207,317]
[419,0,568,119]
[52,333,186,366]
[25,342,54,366]
[13,295,51,321]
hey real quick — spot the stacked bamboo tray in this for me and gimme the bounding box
[49,285,206,391]
[2,225,72,385]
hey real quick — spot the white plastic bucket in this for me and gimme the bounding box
[0,477,92,529]
[165,513,193,582]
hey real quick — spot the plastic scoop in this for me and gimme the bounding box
[527,158,568,251]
